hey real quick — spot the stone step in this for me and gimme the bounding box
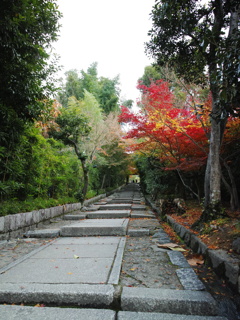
[132,200,143,204]
[131,212,155,219]
[98,204,132,210]
[131,205,146,211]
[109,199,133,204]
[121,287,218,316]
[127,229,149,237]
[64,210,150,220]
[118,311,227,320]
[63,214,86,220]
[24,229,60,238]
[0,283,115,308]
[60,219,129,237]
[0,305,227,320]
[86,210,131,219]
[0,305,115,320]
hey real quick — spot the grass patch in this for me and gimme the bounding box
[0,196,77,216]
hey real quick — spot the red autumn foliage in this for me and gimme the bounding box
[119,80,210,171]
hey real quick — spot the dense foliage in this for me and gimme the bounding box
[0,0,61,147]
[119,77,240,214]
[0,59,130,215]
[145,0,240,217]
[59,62,120,115]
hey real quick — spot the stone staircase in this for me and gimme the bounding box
[0,184,227,319]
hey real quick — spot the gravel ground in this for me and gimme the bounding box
[0,238,54,269]
[120,217,183,289]
[120,237,183,289]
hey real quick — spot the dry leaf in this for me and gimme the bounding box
[157,242,186,251]
[157,243,179,249]
[188,255,204,266]
[170,247,186,252]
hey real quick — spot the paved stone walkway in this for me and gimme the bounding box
[0,184,228,319]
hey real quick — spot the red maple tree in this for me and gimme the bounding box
[119,80,210,172]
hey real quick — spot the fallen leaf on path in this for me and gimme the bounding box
[187,254,204,266]
[157,242,179,248]
[157,243,186,251]
[170,247,186,252]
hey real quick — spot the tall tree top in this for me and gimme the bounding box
[146,0,240,115]
[0,0,62,121]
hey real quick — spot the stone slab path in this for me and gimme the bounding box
[0,184,228,319]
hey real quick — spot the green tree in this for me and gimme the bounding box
[51,99,91,202]
[52,90,123,203]
[0,125,81,202]
[121,99,134,108]
[98,76,120,114]
[0,0,61,191]
[58,63,120,114]
[138,65,163,87]
[146,0,240,219]
[0,0,61,123]
[58,70,83,107]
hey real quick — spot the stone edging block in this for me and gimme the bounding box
[0,193,109,240]
[127,229,149,237]
[165,215,240,294]
[0,283,115,307]
[121,287,217,316]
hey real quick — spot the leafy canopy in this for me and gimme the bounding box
[0,0,62,120]
[146,0,240,115]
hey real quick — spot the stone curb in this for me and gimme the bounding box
[0,194,108,240]
[108,238,126,284]
[121,287,217,316]
[145,195,240,294]
[0,305,228,320]
[0,185,127,240]
[166,215,240,294]
[118,311,227,320]
[0,283,115,307]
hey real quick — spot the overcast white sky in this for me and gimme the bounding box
[53,0,155,104]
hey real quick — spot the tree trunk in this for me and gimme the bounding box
[201,103,225,222]
[80,158,89,203]
[194,178,202,204]
[101,174,106,190]
[177,169,199,202]
[209,117,222,204]
[201,1,226,222]
[204,155,211,207]
[222,159,239,211]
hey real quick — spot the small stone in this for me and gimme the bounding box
[232,237,240,254]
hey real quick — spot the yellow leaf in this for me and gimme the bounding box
[170,247,186,252]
